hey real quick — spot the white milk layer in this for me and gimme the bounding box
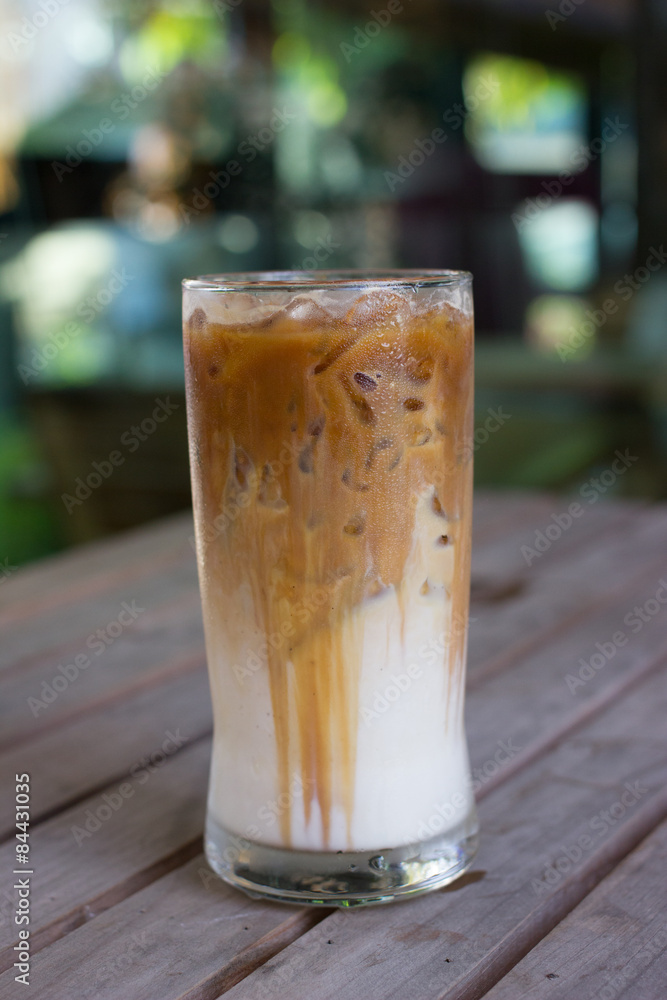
[204,537,473,852]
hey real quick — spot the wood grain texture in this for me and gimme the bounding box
[3,548,665,996]
[0,493,518,727]
[10,661,665,1000]
[0,739,210,970]
[470,495,637,586]
[0,590,204,751]
[0,512,195,634]
[465,565,667,800]
[0,495,542,839]
[484,820,667,999]
[0,666,211,839]
[0,556,200,679]
[468,504,666,679]
[0,857,331,1000]
[0,493,517,664]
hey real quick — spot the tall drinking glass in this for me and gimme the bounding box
[182,271,478,906]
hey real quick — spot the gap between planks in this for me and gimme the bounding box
[0,498,559,770]
[0,649,206,757]
[0,493,521,633]
[174,908,334,1000]
[215,666,667,1000]
[0,518,195,631]
[481,819,667,1000]
[0,493,523,658]
[0,728,213,848]
[0,581,201,683]
[468,542,667,691]
[468,647,667,803]
[12,665,667,1000]
[440,791,667,1000]
[0,511,664,956]
[0,496,541,747]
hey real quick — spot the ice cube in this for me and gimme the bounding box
[187,307,207,333]
[407,425,432,447]
[283,293,334,325]
[403,397,425,411]
[258,464,288,510]
[187,290,280,329]
[405,355,434,383]
[343,514,365,536]
[344,289,414,327]
[353,372,378,391]
[342,468,369,492]
[233,447,253,490]
[298,443,314,474]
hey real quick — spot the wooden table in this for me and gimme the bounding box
[1,492,666,999]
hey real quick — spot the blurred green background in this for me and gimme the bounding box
[1,0,666,567]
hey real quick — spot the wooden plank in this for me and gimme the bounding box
[0,665,211,839]
[0,857,330,1000]
[218,666,667,1000]
[471,495,639,587]
[0,738,210,971]
[0,512,193,628]
[0,507,644,826]
[470,492,555,544]
[465,567,667,801]
[0,513,609,848]
[470,495,636,576]
[0,585,204,750]
[0,493,524,715]
[0,551,200,675]
[1,500,664,984]
[1,494,628,708]
[0,502,663,934]
[9,661,667,1000]
[0,493,625,691]
[0,493,633,675]
[468,505,667,679]
[484,820,667,999]
[467,499,634,635]
[0,495,577,803]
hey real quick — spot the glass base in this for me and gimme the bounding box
[205,810,479,908]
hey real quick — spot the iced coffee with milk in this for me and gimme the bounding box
[183,271,478,906]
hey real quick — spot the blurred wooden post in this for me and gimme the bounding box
[636,0,667,259]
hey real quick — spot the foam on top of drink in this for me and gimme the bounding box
[185,283,473,334]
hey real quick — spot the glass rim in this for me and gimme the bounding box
[182,269,472,293]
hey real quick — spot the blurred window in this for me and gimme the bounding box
[464,53,588,174]
[517,198,599,291]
